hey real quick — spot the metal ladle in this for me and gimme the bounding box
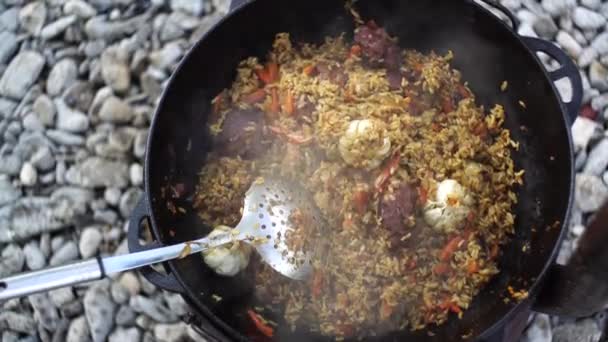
[0,178,319,301]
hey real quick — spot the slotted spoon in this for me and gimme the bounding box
[0,178,319,301]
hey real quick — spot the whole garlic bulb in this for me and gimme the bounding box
[203,225,252,276]
[423,179,474,234]
[338,119,391,170]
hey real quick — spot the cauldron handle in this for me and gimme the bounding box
[520,36,583,125]
[127,197,184,293]
[477,0,520,31]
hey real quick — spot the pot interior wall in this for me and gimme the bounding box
[145,0,572,340]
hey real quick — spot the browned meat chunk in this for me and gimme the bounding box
[317,63,349,87]
[212,108,265,159]
[354,21,401,69]
[380,184,417,248]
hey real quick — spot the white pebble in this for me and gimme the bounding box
[19,162,37,186]
[129,163,143,186]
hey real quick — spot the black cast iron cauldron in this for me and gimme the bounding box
[126,0,601,340]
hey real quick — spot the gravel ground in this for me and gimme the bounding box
[0,0,606,341]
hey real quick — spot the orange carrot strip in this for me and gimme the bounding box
[467,260,479,274]
[303,64,317,76]
[374,153,401,192]
[440,236,465,261]
[269,88,280,113]
[267,62,279,83]
[433,263,450,275]
[242,89,266,104]
[247,310,274,338]
[284,91,295,115]
[349,44,362,58]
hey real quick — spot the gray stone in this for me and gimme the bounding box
[63,0,97,18]
[84,284,116,342]
[556,31,582,58]
[583,139,608,176]
[49,287,75,307]
[119,188,143,218]
[576,173,608,213]
[119,272,141,295]
[0,178,20,207]
[0,98,18,118]
[171,0,205,16]
[55,98,89,133]
[103,226,121,242]
[46,130,85,146]
[104,187,121,206]
[0,51,45,100]
[89,86,113,117]
[0,244,24,277]
[12,132,52,163]
[133,130,147,159]
[55,160,67,184]
[30,145,54,171]
[189,12,223,44]
[589,60,608,91]
[572,7,606,30]
[51,236,65,252]
[79,226,102,258]
[581,0,601,10]
[108,127,136,151]
[52,186,94,206]
[41,15,77,40]
[83,40,106,58]
[140,72,162,100]
[111,282,130,304]
[100,46,130,93]
[149,42,183,70]
[129,163,143,186]
[533,15,558,39]
[51,318,70,342]
[552,319,602,342]
[164,293,189,316]
[2,331,19,342]
[541,0,576,17]
[93,208,118,224]
[160,16,185,42]
[28,293,60,330]
[109,328,141,342]
[19,162,37,186]
[135,315,153,330]
[66,316,90,342]
[19,2,47,35]
[578,47,598,68]
[40,233,51,258]
[61,301,84,319]
[33,95,56,126]
[572,116,603,151]
[65,157,129,188]
[98,96,134,123]
[591,93,608,112]
[84,11,151,41]
[0,7,19,32]
[0,312,35,333]
[47,59,78,96]
[23,113,44,131]
[63,81,94,113]
[19,162,38,186]
[167,11,201,31]
[154,322,190,342]
[50,241,79,266]
[130,295,179,323]
[23,241,46,270]
[115,306,137,326]
[0,32,18,65]
[591,32,608,55]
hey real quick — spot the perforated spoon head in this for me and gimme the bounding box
[236,178,322,280]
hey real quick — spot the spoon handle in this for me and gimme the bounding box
[0,232,233,301]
